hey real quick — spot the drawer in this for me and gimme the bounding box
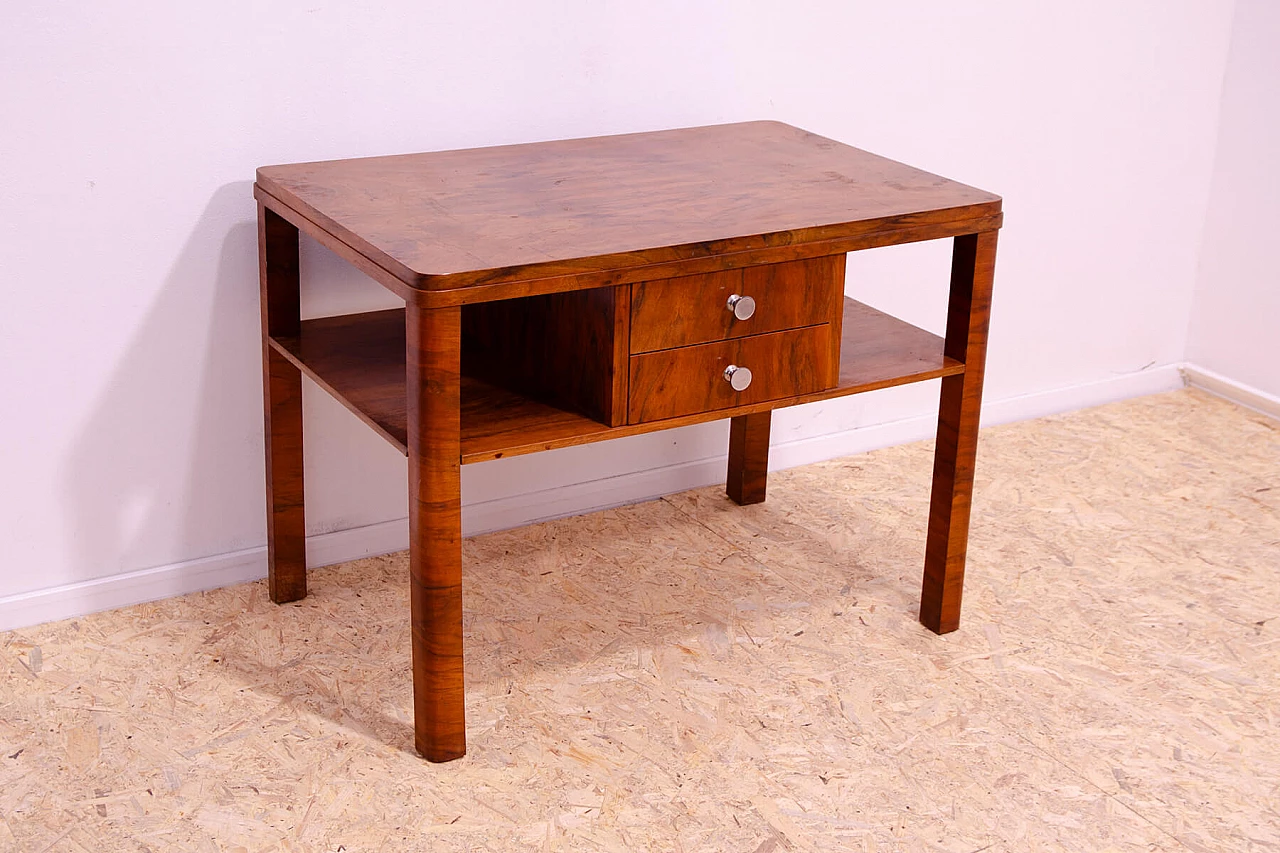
[628,325,834,424]
[629,255,845,354]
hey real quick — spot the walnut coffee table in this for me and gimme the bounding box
[254,121,1001,761]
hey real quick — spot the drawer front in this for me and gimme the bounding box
[628,325,833,424]
[629,255,845,354]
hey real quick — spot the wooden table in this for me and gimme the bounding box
[254,121,1002,762]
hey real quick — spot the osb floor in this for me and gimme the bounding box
[2,389,1278,852]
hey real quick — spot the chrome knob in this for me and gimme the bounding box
[723,364,753,391]
[727,294,756,321]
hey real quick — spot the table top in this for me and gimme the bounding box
[257,121,1000,291]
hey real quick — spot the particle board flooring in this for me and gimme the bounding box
[1,388,1277,852]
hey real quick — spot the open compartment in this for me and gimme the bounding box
[461,284,629,428]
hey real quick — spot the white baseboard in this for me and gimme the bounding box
[982,363,1185,426]
[0,364,1188,633]
[1182,363,1280,420]
[0,546,269,634]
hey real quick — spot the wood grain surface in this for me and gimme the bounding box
[920,231,999,634]
[268,298,964,463]
[727,411,772,506]
[463,285,627,425]
[630,256,843,353]
[258,204,307,604]
[251,127,1004,768]
[406,304,467,761]
[628,325,832,424]
[256,122,1000,292]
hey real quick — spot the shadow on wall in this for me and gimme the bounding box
[50,178,745,616]
[59,182,268,601]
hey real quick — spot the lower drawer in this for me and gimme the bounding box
[628,325,834,424]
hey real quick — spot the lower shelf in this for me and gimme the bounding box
[269,298,963,464]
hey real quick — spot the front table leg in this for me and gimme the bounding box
[406,302,467,761]
[921,231,998,634]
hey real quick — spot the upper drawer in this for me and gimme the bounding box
[629,255,845,354]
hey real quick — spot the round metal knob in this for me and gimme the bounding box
[723,364,753,391]
[727,294,756,321]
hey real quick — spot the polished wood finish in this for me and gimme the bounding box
[920,232,998,635]
[258,205,307,604]
[252,188,419,303]
[270,309,409,451]
[267,297,965,463]
[463,285,627,426]
[727,411,772,506]
[744,256,846,383]
[256,122,1000,294]
[406,303,466,762]
[609,283,631,423]
[255,122,1001,763]
[255,184,999,309]
[629,325,832,424]
[833,300,957,390]
[826,253,848,382]
[630,256,843,353]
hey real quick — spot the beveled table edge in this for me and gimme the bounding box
[256,182,1001,309]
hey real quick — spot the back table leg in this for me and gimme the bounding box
[259,204,307,604]
[727,411,771,505]
[920,230,998,634]
[406,302,467,762]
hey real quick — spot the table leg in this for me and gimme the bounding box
[727,411,771,505]
[406,302,467,761]
[259,204,307,604]
[920,231,998,634]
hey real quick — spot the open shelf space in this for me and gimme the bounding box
[268,298,964,464]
